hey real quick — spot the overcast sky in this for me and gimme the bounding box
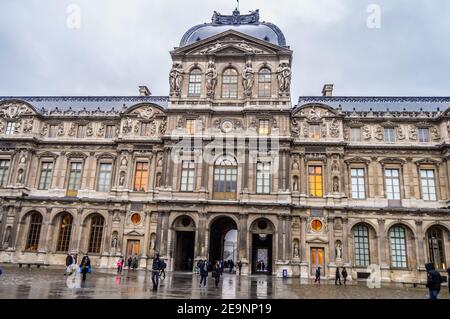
[0,0,449,102]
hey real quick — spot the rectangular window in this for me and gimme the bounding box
[5,122,15,135]
[384,127,395,143]
[0,160,10,187]
[258,119,270,135]
[48,125,58,138]
[105,125,116,138]
[140,122,153,136]
[258,70,271,97]
[418,128,429,143]
[308,166,323,197]
[385,169,401,200]
[180,160,195,192]
[256,162,271,194]
[97,163,113,192]
[134,162,149,192]
[421,169,437,201]
[309,125,321,139]
[350,128,361,142]
[67,162,82,191]
[77,125,86,138]
[186,119,196,135]
[188,71,202,97]
[38,162,53,190]
[351,168,366,199]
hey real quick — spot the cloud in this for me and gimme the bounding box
[0,0,448,101]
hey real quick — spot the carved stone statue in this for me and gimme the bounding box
[150,233,156,251]
[293,242,299,258]
[205,62,218,98]
[374,126,384,140]
[292,176,299,191]
[431,126,440,141]
[120,156,128,167]
[119,171,126,187]
[111,235,119,250]
[409,125,418,141]
[23,119,33,133]
[41,123,48,136]
[122,118,132,134]
[362,125,372,140]
[397,126,406,140]
[169,63,183,96]
[159,119,167,135]
[333,176,339,192]
[57,123,65,136]
[276,62,291,95]
[330,119,340,138]
[19,152,27,164]
[335,242,342,259]
[3,227,11,246]
[86,123,93,137]
[97,123,105,137]
[68,123,76,136]
[242,62,255,96]
[17,169,24,184]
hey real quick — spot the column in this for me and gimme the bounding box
[342,217,349,264]
[328,216,335,264]
[154,212,163,253]
[278,151,284,190]
[300,155,306,195]
[69,210,81,252]
[285,216,292,261]
[300,216,307,263]
[141,211,151,259]
[161,149,169,187]
[161,212,170,257]
[415,220,425,270]
[277,215,283,260]
[10,206,21,249]
[377,218,387,267]
[38,208,52,252]
[284,151,290,190]
[196,213,207,259]
[243,143,249,190]
[238,214,248,262]
[102,210,114,254]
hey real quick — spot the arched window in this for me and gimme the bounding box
[188,68,202,97]
[213,155,237,200]
[427,227,446,269]
[258,68,271,97]
[389,226,407,268]
[88,214,105,253]
[56,213,73,252]
[26,212,42,251]
[222,68,238,99]
[353,224,370,267]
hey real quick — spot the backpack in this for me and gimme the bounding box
[161,261,167,269]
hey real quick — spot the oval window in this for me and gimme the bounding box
[311,219,323,232]
[258,220,268,230]
[131,213,141,225]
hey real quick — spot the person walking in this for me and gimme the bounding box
[151,253,162,291]
[335,267,342,285]
[132,256,138,270]
[64,254,73,276]
[117,257,123,274]
[229,260,234,273]
[425,263,443,299]
[314,266,321,284]
[342,267,348,286]
[80,257,89,281]
[159,259,166,280]
[237,260,242,275]
[66,255,81,289]
[127,256,132,269]
[199,260,208,287]
[212,260,221,288]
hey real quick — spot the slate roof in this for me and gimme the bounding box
[297,96,450,112]
[0,96,169,114]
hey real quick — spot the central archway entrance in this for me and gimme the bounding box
[172,215,196,271]
[250,218,275,274]
[208,216,238,266]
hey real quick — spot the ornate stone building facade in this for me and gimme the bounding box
[0,9,449,283]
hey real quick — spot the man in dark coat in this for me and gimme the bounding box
[65,254,73,267]
[335,267,342,285]
[342,267,348,286]
[314,266,321,284]
[447,267,450,294]
[425,263,442,299]
[237,260,242,275]
[151,253,162,291]
[199,260,208,287]
[127,256,132,269]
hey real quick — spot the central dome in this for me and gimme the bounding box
[180,9,287,47]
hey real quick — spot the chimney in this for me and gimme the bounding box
[139,86,151,96]
[322,84,334,97]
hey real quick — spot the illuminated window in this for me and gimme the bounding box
[213,156,237,200]
[350,128,361,141]
[385,169,400,200]
[420,169,437,201]
[390,226,407,268]
[384,127,395,143]
[258,68,271,97]
[351,168,366,199]
[427,227,446,270]
[88,214,104,254]
[256,162,271,194]
[309,125,321,139]
[222,68,238,99]
[311,219,323,232]
[0,160,10,187]
[188,68,202,97]
[26,212,42,251]
[134,162,149,192]
[38,162,53,190]
[180,160,195,192]
[186,119,196,135]
[131,213,141,225]
[67,162,82,192]
[418,128,429,143]
[308,166,323,197]
[353,224,370,267]
[258,119,270,135]
[56,214,73,252]
[97,163,112,192]
[5,122,15,135]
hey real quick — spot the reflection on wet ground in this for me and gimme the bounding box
[0,265,448,299]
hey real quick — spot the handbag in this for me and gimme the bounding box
[87,266,92,273]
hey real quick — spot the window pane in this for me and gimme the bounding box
[0,160,11,187]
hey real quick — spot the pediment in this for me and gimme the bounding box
[306,237,329,244]
[294,104,339,121]
[173,30,291,56]
[125,104,165,119]
[124,230,144,236]
[0,100,37,119]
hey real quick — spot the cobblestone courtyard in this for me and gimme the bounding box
[0,264,448,299]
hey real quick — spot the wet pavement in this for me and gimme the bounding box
[0,264,449,299]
